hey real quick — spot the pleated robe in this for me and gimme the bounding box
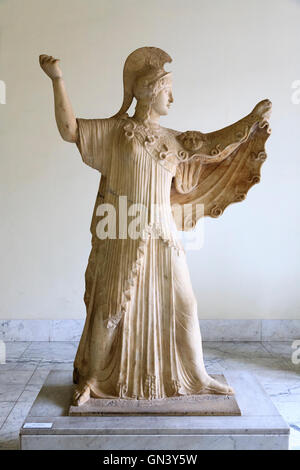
[73,115,210,399]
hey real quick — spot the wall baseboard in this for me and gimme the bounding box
[0,319,300,342]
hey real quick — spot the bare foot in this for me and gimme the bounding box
[73,384,91,406]
[203,375,235,395]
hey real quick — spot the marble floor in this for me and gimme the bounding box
[0,341,299,450]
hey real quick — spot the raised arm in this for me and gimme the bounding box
[39,54,78,143]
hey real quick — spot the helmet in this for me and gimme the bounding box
[113,46,172,117]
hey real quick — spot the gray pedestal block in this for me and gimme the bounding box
[20,371,289,450]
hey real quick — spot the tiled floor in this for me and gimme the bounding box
[0,341,299,450]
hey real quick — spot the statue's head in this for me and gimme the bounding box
[113,47,173,119]
[133,70,173,117]
[151,85,174,116]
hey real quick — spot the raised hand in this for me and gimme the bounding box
[39,54,77,142]
[252,99,272,121]
[39,54,62,80]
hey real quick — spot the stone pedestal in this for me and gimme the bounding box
[69,375,241,417]
[19,371,289,450]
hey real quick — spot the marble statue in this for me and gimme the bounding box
[39,47,271,406]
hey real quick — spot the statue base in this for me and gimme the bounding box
[69,375,241,416]
[19,370,289,450]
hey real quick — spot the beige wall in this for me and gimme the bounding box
[0,0,300,320]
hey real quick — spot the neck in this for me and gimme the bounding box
[133,106,161,128]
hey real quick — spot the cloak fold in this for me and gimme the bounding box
[171,117,271,231]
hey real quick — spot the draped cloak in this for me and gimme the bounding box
[73,112,270,399]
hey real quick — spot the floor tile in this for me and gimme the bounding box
[37,362,73,370]
[262,341,300,370]
[0,402,15,427]
[289,424,300,451]
[272,400,300,423]
[0,402,32,450]
[0,383,25,402]
[262,341,295,360]
[253,368,300,398]
[21,342,78,363]
[27,368,54,385]
[17,384,41,403]
[4,342,31,361]
[0,430,20,450]
[203,341,289,373]
[0,370,34,385]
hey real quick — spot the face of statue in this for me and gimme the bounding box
[152,86,174,116]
